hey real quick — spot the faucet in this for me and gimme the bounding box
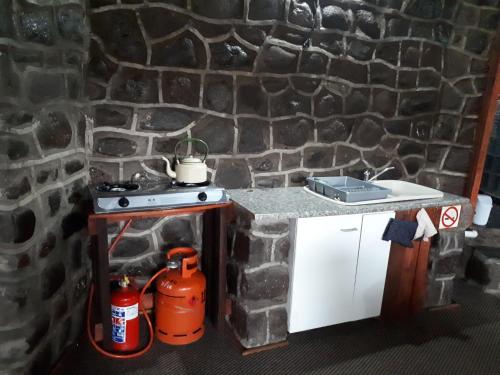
[363,166,395,182]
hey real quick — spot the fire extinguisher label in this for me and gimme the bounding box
[111,304,138,343]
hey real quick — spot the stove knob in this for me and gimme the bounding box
[198,192,207,202]
[118,197,129,208]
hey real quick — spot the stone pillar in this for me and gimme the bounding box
[426,201,473,307]
[0,0,90,373]
[227,208,290,348]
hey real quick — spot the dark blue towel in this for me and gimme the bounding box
[382,218,418,248]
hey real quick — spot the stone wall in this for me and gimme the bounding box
[87,0,499,275]
[88,0,499,192]
[0,1,90,373]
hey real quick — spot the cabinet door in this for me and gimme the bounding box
[352,211,395,321]
[288,214,363,333]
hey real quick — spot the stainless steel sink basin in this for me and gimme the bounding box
[305,179,444,206]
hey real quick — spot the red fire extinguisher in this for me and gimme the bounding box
[110,276,139,352]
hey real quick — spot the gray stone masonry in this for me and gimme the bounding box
[464,227,500,296]
[86,0,498,277]
[0,0,90,373]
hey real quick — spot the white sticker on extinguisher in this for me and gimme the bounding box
[111,304,138,343]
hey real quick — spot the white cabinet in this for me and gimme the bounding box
[287,211,395,333]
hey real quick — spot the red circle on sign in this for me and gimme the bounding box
[441,207,459,228]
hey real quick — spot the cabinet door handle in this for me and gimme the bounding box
[340,228,358,232]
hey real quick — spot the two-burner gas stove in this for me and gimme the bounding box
[91,180,230,214]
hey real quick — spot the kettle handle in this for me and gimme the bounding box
[174,138,209,162]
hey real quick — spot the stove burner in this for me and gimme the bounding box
[174,180,211,188]
[96,182,140,193]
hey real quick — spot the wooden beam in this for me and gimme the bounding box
[466,26,500,207]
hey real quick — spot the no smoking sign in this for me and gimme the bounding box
[439,205,461,229]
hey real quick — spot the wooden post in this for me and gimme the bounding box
[466,26,500,206]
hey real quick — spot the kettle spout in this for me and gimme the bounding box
[161,157,176,179]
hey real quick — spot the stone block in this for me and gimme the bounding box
[27,71,65,104]
[375,41,400,65]
[421,43,443,71]
[426,276,454,307]
[18,7,54,45]
[162,72,200,107]
[0,54,20,98]
[288,171,309,187]
[405,0,442,19]
[152,31,206,68]
[322,5,349,30]
[41,262,66,300]
[403,157,424,175]
[431,252,462,276]
[347,38,375,61]
[385,15,409,37]
[345,89,369,114]
[257,45,298,74]
[336,145,361,166]
[351,117,384,148]
[274,237,290,263]
[444,147,472,173]
[0,208,36,244]
[400,41,421,67]
[138,108,201,132]
[398,140,426,156]
[0,0,13,37]
[192,116,234,154]
[94,105,132,129]
[289,0,314,27]
[210,39,255,71]
[240,265,289,302]
[372,89,397,118]
[255,176,285,188]
[330,58,368,84]
[370,63,396,87]
[281,152,301,170]
[273,118,313,149]
[312,32,344,55]
[36,111,72,151]
[94,136,138,157]
[57,5,86,43]
[215,159,251,189]
[318,119,352,143]
[236,77,268,116]
[236,25,269,46]
[356,10,380,39]
[251,221,289,235]
[230,302,267,348]
[400,91,438,116]
[233,231,273,268]
[139,8,188,39]
[238,118,271,153]
[88,41,117,83]
[91,10,146,64]
[112,237,151,258]
[161,217,195,246]
[466,248,500,293]
[268,307,288,343]
[261,77,289,94]
[300,51,328,75]
[466,29,489,55]
[0,172,31,201]
[111,68,158,103]
[419,69,441,88]
[314,90,342,118]
[193,0,243,19]
[203,75,233,113]
[304,147,334,168]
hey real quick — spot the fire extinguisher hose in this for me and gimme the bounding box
[86,267,169,359]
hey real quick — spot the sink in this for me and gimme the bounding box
[305,180,444,206]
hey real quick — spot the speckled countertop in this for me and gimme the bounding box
[228,187,469,221]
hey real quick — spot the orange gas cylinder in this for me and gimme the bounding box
[155,247,206,345]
